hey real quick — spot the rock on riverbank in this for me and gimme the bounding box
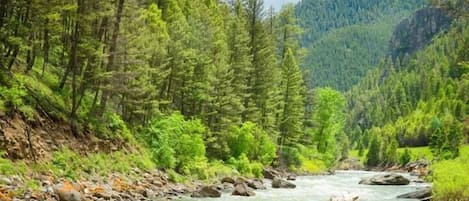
[359,173,410,185]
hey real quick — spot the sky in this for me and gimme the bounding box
[264,0,300,11]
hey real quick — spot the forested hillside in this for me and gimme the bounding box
[0,0,468,200]
[346,2,469,163]
[0,0,346,181]
[295,0,426,90]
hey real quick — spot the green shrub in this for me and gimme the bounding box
[167,169,185,183]
[45,147,156,180]
[107,113,133,141]
[206,160,237,178]
[281,146,302,168]
[399,148,412,165]
[228,122,276,165]
[0,85,27,108]
[299,157,327,173]
[0,152,27,176]
[51,148,81,179]
[227,154,263,178]
[140,113,207,176]
[0,80,35,119]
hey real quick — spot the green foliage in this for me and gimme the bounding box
[296,0,426,91]
[45,147,155,180]
[0,79,34,119]
[309,87,346,165]
[107,113,133,141]
[228,122,276,165]
[432,150,469,201]
[399,148,412,166]
[429,114,464,160]
[140,113,207,175]
[0,152,27,176]
[280,146,302,168]
[347,18,469,167]
[281,144,328,173]
[279,49,305,146]
[227,154,263,178]
[366,131,381,167]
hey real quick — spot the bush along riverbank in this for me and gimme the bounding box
[0,149,313,201]
[0,112,332,201]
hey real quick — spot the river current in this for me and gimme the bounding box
[179,170,430,201]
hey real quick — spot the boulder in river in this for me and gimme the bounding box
[235,177,249,185]
[397,187,432,199]
[359,173,410,185]
[247,179,266,190]
[220,182,235,193]
[287,174,297,181]
[232,183,255,197]
[272,178,296,188]
[330,192,360,201]
[191,185,221,198]
[221,177,235,184]
[263,168,281,180]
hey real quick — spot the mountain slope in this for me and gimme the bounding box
[295,0,426,90]
[346,8,468,148]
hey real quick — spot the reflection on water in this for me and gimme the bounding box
[179,170,430,201]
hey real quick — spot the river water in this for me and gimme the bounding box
[179,170,430,201]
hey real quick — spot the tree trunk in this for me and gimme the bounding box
[98,0,125,116]
[42,17,50,77]
[69,0,84,136]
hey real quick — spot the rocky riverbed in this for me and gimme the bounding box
[0,168,193,201]
[0,164,431,201]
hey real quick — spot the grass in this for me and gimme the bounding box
[432,146,469,201]
[349,145,469,163]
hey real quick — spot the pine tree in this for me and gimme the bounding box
[366,133,381,167]
[227,0,252,120]
[279,49,305,147]
[276,4,303,60]
[243,0,278,133]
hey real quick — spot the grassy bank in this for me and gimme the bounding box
[431,146,469,201]
[349,145,469,163]
[350,145,469,201]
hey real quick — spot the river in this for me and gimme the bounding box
[179,170,430,201]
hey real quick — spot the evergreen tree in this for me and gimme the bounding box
[243,0,277,133]
[279,49,305,147]
[366,132,382,167]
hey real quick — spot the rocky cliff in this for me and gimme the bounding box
[389,7,454,64]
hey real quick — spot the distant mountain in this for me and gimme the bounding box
[295,0,427,91]
[346,6,467,147]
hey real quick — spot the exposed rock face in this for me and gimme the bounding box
[232,183,255,197]
[359,173,410,185]
[389,7,453,65]
[191,185,221,198]
[397,187,432,199]
[0,114,127,161]
[272,178,296,189]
